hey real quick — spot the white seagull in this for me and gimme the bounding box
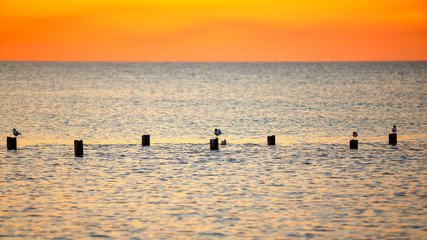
[13,128,21,136]
[392,125,397,133]
[214,128,222,137]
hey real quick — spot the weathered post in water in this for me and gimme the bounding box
[7,137,17,150]
[210,138,219,150]
[267,135,276,145]
[142,135,150,146]
[350,139,358,149]
[389,133,397,145]
[74,140,84,157]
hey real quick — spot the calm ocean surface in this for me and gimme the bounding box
[0,62,426,239]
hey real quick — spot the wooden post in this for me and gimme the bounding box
[7,137,17,150]
[389,133,397,145]
[74,140,83,157]
[210,138,219,150]
[267,135,276,145]
[350,139,358,149]
[142,135,150,146]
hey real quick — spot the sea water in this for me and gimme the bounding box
[0,62,426,239]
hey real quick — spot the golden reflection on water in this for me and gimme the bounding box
[1,145,426,239]
[1,62,426,239]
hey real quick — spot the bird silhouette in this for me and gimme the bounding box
[352,131,358,139]
[13,128,21,136]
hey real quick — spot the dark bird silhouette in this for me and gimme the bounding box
[352,131,358,139]
[13,128,21,136]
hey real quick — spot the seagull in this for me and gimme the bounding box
[392,125,397,133]
[352,131,358,139]
[13,128,21,136]
[214,128,222,137]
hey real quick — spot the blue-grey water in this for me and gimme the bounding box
[0,62,426,239]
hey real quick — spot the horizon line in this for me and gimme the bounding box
[1,60,426,63]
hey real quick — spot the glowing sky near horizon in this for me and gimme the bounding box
[1,0,426,61]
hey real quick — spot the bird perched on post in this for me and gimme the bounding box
[13,128,21,136]
[352,131,358,139]
[391,125,397,133]
[214,128,222,137]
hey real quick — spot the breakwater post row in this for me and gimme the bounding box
[6,132,399,153]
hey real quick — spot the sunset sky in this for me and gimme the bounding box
[1,0,426,61]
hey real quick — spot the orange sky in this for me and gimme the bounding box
[1,0,426,61]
